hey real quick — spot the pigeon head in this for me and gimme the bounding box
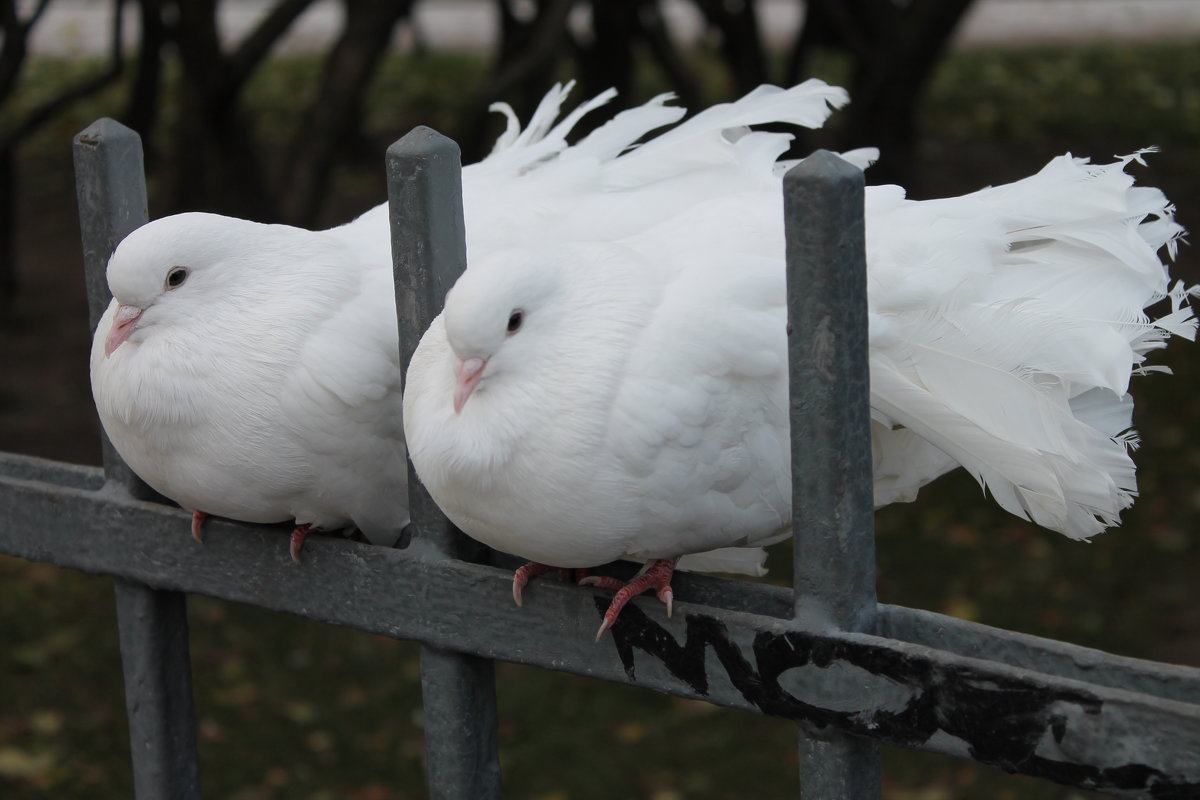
[441,249,564,413]
[101,212,344,358]
[435,242,654,417]
[102,212,253,356]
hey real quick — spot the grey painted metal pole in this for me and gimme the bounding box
[387,126,502,800]
[75,118,160,501]
[784,151,880,797]
[74,118,202,800]
[113,580,203,799]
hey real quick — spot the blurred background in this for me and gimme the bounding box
[2,0,1199,797]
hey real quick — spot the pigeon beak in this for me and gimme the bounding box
[104,303,144,357]
[453,357,487,414]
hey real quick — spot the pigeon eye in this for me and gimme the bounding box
[506,310,524,335]
[165,267,188,290]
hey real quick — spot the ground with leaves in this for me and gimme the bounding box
[2,43,1199,799]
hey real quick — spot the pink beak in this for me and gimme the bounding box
[453,357,487,414]
[104,303,143,357]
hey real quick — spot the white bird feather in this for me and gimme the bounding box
[400,82,1191,615]
[90,213,408,555]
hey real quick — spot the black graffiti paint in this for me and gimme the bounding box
[599,598,1197,798]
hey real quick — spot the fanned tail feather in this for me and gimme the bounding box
[870,151,1189,538]
[482,81,619,176]
[454,80,1191,545]
[678,545,772,576]
[474,79,847,188]
[599,80,848,187]
[463,78,850,248]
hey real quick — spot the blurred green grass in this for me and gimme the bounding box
[4,41,1200,799]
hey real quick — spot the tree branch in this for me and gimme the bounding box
[0,0,126,151]
[278,0,413,225]
[0,0,54,102]
[222,0,318,101]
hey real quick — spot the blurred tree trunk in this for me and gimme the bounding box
[154,0,415,223]
[466,0,976,190]
[463,0,706,160]
[168,0,320,219]
[124,0,166,144]
[0,0,127,307]
[576,0,702,112]
[278,0,413,227]
[693,0,767,93]
[790,0,977,188]
[579,0,638,101]
[457,0,576,161]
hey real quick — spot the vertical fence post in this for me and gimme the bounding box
[784,151,881,797]
[74,118,202,800]
[388,127,502,799]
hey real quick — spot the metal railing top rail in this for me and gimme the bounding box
[3,451,1200,796]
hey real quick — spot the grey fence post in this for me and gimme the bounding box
[74,118,203,800]
[387,126,502,799]
[784,151,881,797]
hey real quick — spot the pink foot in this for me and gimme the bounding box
[190,511,209,543]
[511,563,592,606]
[581,558,678,641]
[289,524,312,565]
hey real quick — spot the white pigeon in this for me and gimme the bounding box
[89,79,852,565]
[402,83,1192,639]
[91,211,407,561]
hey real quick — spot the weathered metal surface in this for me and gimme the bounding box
[72,118,202,800]
[418,647,502,800]
[387,127,502,798]
[785,151,881,795]
[386,125,483,564]
[784,150,877,632]
[114,580,203,800]
[1,452,104,491]
[877,605,1200,707]
[8,454,1193,707]
[73,118,160,502]
[2,467,1198,797]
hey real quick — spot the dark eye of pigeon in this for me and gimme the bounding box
[165,267,189,290]
[507,310,524,335]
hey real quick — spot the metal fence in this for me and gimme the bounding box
[1,117,1199,798]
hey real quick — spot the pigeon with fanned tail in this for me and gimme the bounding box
[402,84,1193,639]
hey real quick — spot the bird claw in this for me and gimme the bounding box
[512,560,677,640]
[190,510,208,544]
[512,561,556,606]
[289,524,311,565]
[590,558,678,640]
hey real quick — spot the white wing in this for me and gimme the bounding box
[277,244,408,544]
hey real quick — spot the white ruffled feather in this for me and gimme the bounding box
[403,82,1191,575]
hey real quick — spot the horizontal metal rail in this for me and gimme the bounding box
[2,452,1198,797]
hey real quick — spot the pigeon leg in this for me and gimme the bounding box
[513,565,593,606]
[512,561,556,606]
[289,524,312,565]
[583,558,678,641]
[190,511,209,543]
